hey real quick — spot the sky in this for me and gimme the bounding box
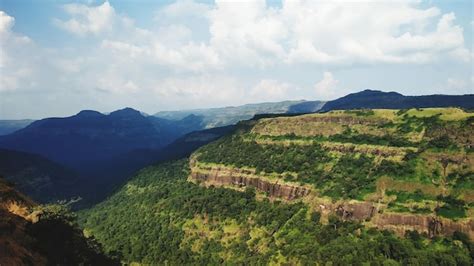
[0,0,473,119]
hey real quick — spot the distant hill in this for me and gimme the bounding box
[0,149,79,203]
[0,119,34,135]
[320,90,474,112]
[0,108,206,207]
[154,100,319,128]
[287,101,326,113]
[0,108,203,168]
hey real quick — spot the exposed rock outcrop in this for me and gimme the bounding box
[189,161,473,240]
[371,213,474,239]
[334,202,377,221]
[190,164,310,200]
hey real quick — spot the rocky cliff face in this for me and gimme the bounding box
[190,163,310,200]
[189,161,473,239]
[371,213,474,239]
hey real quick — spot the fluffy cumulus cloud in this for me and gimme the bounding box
[0,11,34,92]
[250,79,298,102]
[314,72,342,100]
[53,1,116,36]
[0,0,472,118]
[52,0,470,70]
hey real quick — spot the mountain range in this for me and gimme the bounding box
[154,100,316,128]
[1,90,473,264]
[1,90,473,206]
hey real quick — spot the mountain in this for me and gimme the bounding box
[0,108,206,207]
[154,100,322,128]
[80,107,473,264]
[0,119,34,135]
[287,100,326,113]
[0,108,203,168]
[320,90,474,112]
[0,178,118,265]
[0,149,79,203]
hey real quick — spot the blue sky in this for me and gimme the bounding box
[0,0,472,119]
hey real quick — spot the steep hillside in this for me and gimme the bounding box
[0,149,79,203]
[320,90,474,112]
[0,119,34,136]
[0,178,117,265]
[154,100,322,128]
[80,160,472,265]
[80,107,473,264]
[191,108,474,238]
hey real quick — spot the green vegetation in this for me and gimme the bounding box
[196,108,473,205]
[80,160,473,265]
[198,136,381,199]
[435,196,468,219]
[77,108,473,264]
[387,190,435,203]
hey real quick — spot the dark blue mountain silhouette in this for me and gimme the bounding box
[287,90,474,114]
[0,107,203,169]
[319,90,474,111]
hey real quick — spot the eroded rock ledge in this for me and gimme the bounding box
[189,162,310,200]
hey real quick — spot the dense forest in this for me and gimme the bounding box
[79,160,473,265]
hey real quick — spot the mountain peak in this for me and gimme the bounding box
[352,89,403,97]
[109,107,143,118]
[76,110,104,117]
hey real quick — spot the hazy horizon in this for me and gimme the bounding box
[1,0,473,119]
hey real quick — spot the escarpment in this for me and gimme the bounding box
[191,108,474,240]
[189,160,474,240]
[190,163,310,200]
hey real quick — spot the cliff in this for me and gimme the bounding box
[189,162,310,200]
[189,160,474,240]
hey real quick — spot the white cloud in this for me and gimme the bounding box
[314,72,340,100]
[0,10,14,34]
[446,77,468,93]
[53,1,115,36]
[249,79,296,102]
[0,11,34,91]
[155,75,244,108]
[52,0,470,71]
[155,0,210,19]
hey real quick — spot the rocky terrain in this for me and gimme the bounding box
[0,178,117,265]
